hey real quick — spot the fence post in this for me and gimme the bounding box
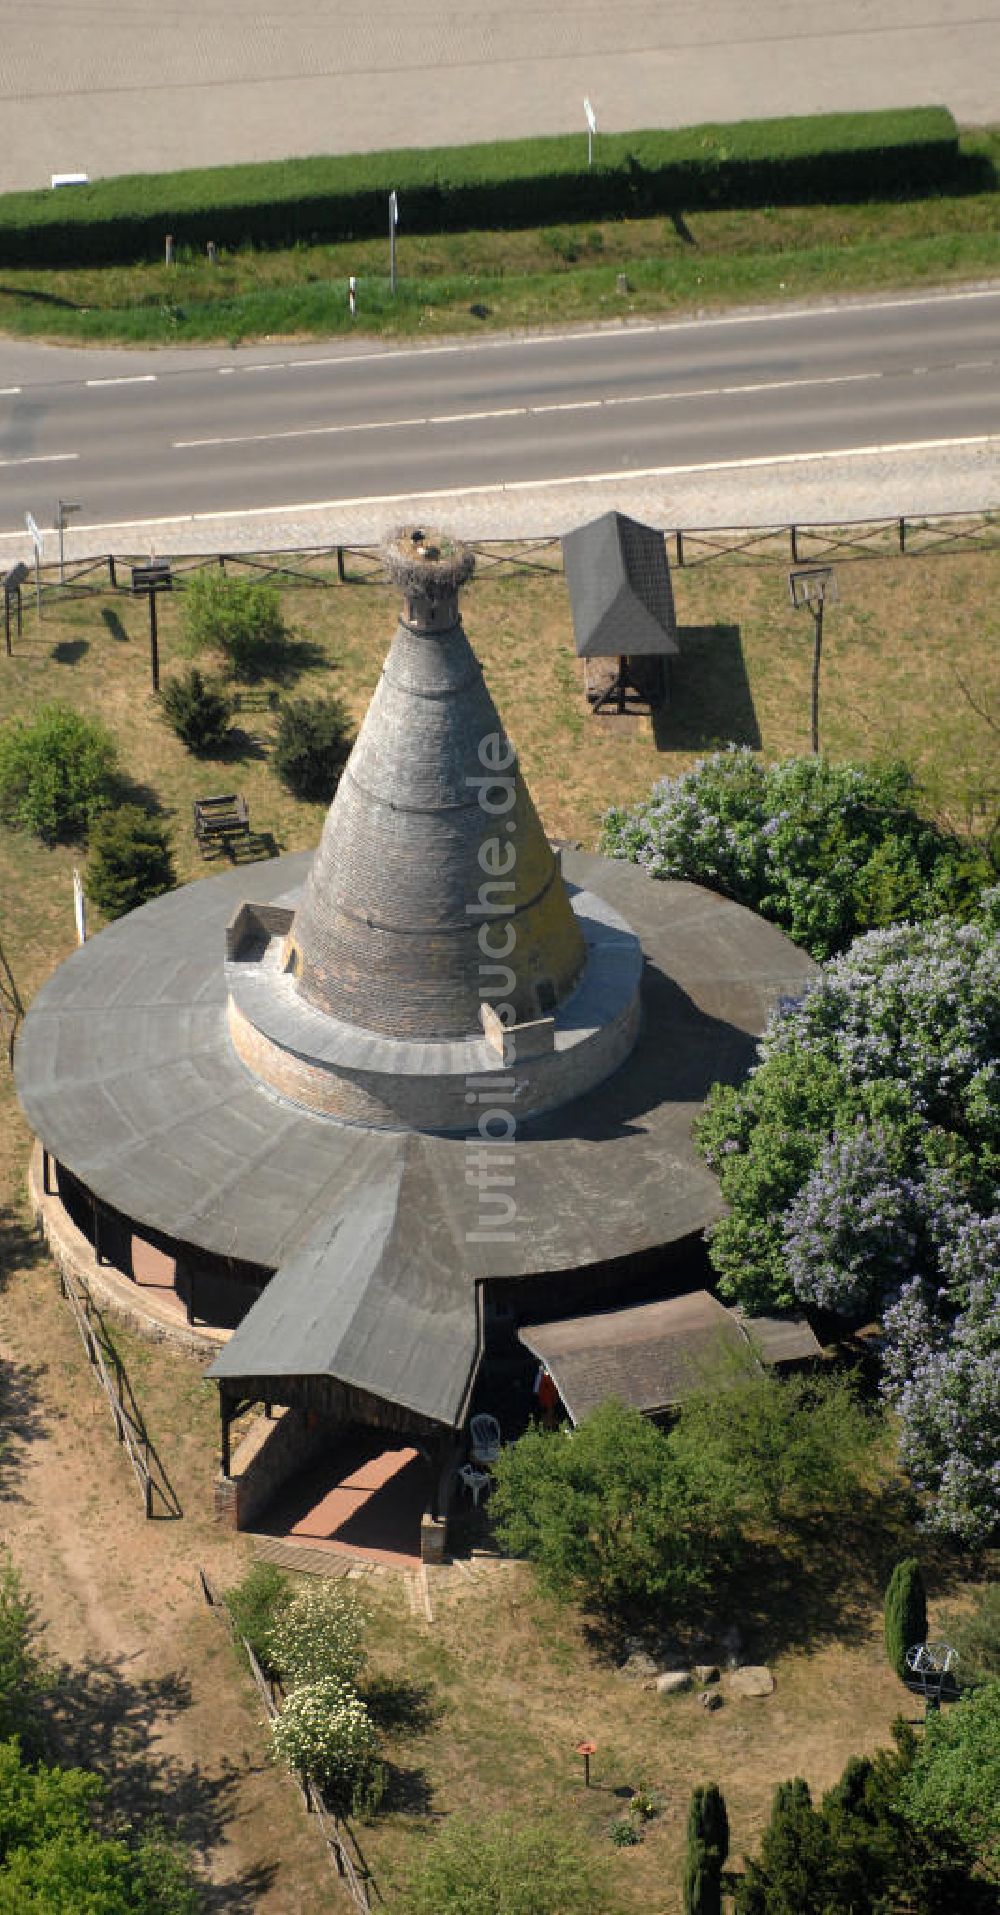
[898,516,906,554]
[337,546,347,583]
[108,555,117,588]
[675,530,684,568]
[790,524,799,564]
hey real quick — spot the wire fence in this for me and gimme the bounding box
[6,506,999,619]
[198,1567,379,1910]
[57,1261,182,1519]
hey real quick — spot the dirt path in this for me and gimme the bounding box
[0,1222,339,1913]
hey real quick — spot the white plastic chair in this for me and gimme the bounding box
[458,1462,491,1507]
[469,1413,501,1465]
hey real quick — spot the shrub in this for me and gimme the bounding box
[161,667,231,754]
[602,751,994,960]
[266,1581,367,1689]
[269,1675,377,1805]
[403,1813,613,1914]
[0,703,118,844]
[884,1559,928,1683]
[224,1562,290,1675]
[182,572,286,680]
[938,1583,1000,1687]
[86,807,175,920]
[273,694,353,802]
[902,1680,1000,1880]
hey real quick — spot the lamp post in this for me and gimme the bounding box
[788,565,837,756]
[130,560,173,693]
[56,499,83,584]
[575,1738,597,1788]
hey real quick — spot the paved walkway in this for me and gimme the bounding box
[3,1,998,193]
[33,432,1000,565]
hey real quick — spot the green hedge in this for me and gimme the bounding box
[0,108,963,268]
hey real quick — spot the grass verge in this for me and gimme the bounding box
[0,127,997,346]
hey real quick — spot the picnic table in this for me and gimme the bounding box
[193,793,250,855]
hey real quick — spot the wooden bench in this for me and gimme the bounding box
[193,793,250,856]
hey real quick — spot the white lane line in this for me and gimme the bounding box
[85,374,158,387]
[19,432,993,540]
[235,362,287,373]
[0,452,79,468]
[0,386,22,396]
[171,368,893,451]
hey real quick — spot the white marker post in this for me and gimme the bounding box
[72,868,87,946]
[389,190,399,295]
[24,512,43,623]
[584,97,597,169]
[56,499,82,584]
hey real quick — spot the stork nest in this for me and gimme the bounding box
[382,527,475,601]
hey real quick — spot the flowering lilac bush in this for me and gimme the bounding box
[602,750,993,959]
[697,901,1000,1540]
[883,1272,1000,1546]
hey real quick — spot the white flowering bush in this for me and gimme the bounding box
[882,1270,1000,1546]
[270,1675,378,1802]
[601,749,993,958]
[266,1580,367,1688]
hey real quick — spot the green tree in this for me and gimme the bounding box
[884,1558,928,1684]
[683,1782,729,1915]
[182,571,287,680]
[161,667,231,754]
[903,1680,1000,1880]
[670,1368,884,1527]
[403,1813,612,1915]
[273,694,353,802]
[490,1399,736,1617]
[0,704,118,844]
[0,1558,41,1750]
[86,807,175,920]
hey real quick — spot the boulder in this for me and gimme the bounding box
[656,1670,692,1696]
[620,1650,659,1680]
[700,1689,724,1712]
[729,1665,775,1698]
[694,1664,720,1685]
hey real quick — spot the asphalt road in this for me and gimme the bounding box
[1,289,999,541]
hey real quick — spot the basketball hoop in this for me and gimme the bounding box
[787,565,839,753]
[788,565,838,610]
[905,1641,958,1711]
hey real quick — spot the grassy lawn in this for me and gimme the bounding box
[0,545,997,1906]
[1,128,998,346]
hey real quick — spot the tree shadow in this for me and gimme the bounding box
[229,634,326,688]
[653,624,761,752]
[378,1759,434,1817]
[100,608,130,643]
[38,1654,277,1908]
[0,283,82,311]
[213,728,270,765]
[51,637,90,665]
[364,1674,439,1736]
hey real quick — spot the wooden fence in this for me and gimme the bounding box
[57,1262,181,1520]
[6,506,999,619]
[198,1567,377,1910]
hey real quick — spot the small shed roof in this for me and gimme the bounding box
[562,511,678,659]
[519,1292,820,1424]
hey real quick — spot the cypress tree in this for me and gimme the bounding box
[684,1783,730,1915]
[884,1558,928,1682]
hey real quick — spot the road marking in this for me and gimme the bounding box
[0,452,79,468]
[15,432,993,541]
[0,386,22,396]
[171,367,901,450]
[85,374,158,387]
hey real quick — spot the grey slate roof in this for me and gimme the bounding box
[16,853,816,1428]
[562,511,678,659]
